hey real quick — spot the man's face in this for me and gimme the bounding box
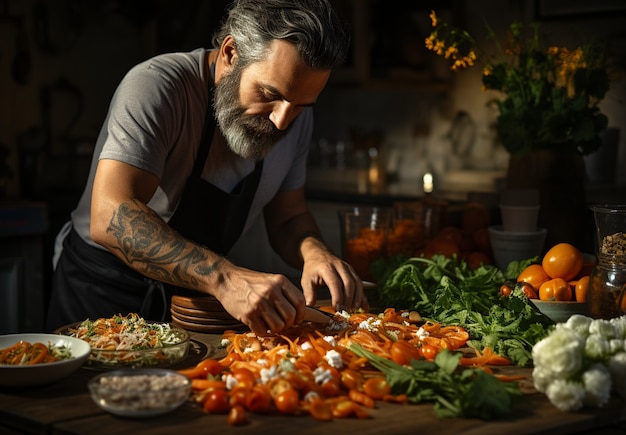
[214,39,330,161]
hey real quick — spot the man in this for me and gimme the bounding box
[46,0,366,334]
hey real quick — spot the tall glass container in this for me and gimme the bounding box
[587,205,626,319]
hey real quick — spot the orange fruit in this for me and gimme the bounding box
[517,264,550,291]
[542,243,583,281]
[574,276,590,302]
[539,278,573,301]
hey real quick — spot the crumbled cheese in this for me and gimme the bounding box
[223,373,238,390]
[358,317,382,332]
[338,310,351,320]
[301,341,313,350]
[324,349,343,369]
[304,391,320,402]
[416,326,430,339]
[220,338,231,348]
[260,365,279,384]
[401,311,410,318]
[256,358,269,367]
[313,366,333,385]
[323,335,336,347]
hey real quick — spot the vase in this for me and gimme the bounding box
[505,149,593,253]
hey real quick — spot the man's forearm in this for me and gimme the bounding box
[267,211,326,269]
[104,199,225,290]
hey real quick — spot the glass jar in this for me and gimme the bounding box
[588,254,626,319]
[338,207,391,282]
[587,205,626,319]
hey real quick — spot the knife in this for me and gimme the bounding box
[304,306,334,324]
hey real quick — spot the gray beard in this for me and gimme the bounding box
[213,63,289,161]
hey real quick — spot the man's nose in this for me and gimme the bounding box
[269,101,297,131]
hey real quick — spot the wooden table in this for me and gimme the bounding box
[1,332,625,435]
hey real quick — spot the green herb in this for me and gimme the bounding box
[350,344,520,420]
[372,255,553,366]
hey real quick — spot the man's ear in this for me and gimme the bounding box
[220,35,238,71]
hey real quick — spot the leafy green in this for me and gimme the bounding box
[350,344,520,420]
[372,255,553,366]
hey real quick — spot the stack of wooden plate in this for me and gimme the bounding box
[171,295,247,333]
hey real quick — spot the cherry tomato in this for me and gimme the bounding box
[420,344,438,361]
[203,389,231,414]
[229,388,250,408]
[500,283,512,297]
[231,367,257,390]
[362,377,391,400]
[274,388,300,414]
[390,341,422,365]
[282,371,308,391]
[321,378,341,397]
[517,282,538,299]
[246,384,272,413]
[308,397,333,421]
[349,389,375,409]
[340,369,364,391]
[331,400,358,418]
[227,405,247,426]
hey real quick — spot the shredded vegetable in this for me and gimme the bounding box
[67,313,188,367]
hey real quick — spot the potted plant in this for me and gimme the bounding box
[425,11,613,251]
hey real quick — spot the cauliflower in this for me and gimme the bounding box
[532,326,584,378]
[532,315,626,412]
[584,333,610,361]
[582,363,612,408]
[545,379,585,412]
[607,352,626,399]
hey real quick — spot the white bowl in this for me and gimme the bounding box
[488,225,547,270]
[88,368,191,417]
[0,333,91,387]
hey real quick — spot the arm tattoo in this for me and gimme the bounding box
[106,200,222,288]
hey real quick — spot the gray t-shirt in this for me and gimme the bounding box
[67,48,312,251]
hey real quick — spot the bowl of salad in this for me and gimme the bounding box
[56,313,190,370]
[0,333,91,386]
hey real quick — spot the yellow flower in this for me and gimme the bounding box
[445,45,458,59]
[424,11,610,156]
[429,10,438,27]
[425,35,435,50]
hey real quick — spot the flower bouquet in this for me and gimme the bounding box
[425,11,610,156]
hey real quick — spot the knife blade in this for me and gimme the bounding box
[304,306,333,324]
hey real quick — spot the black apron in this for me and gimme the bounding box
[46,75,264,331]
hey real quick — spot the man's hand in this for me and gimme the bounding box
[299,236,367,312]
[214,262,307,335]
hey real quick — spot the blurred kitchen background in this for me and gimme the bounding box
[1,0,625,332]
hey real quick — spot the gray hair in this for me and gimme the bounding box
[212,0,349,70]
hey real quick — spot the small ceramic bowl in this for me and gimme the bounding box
[531,300,589,323]
[88,368,192,417]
